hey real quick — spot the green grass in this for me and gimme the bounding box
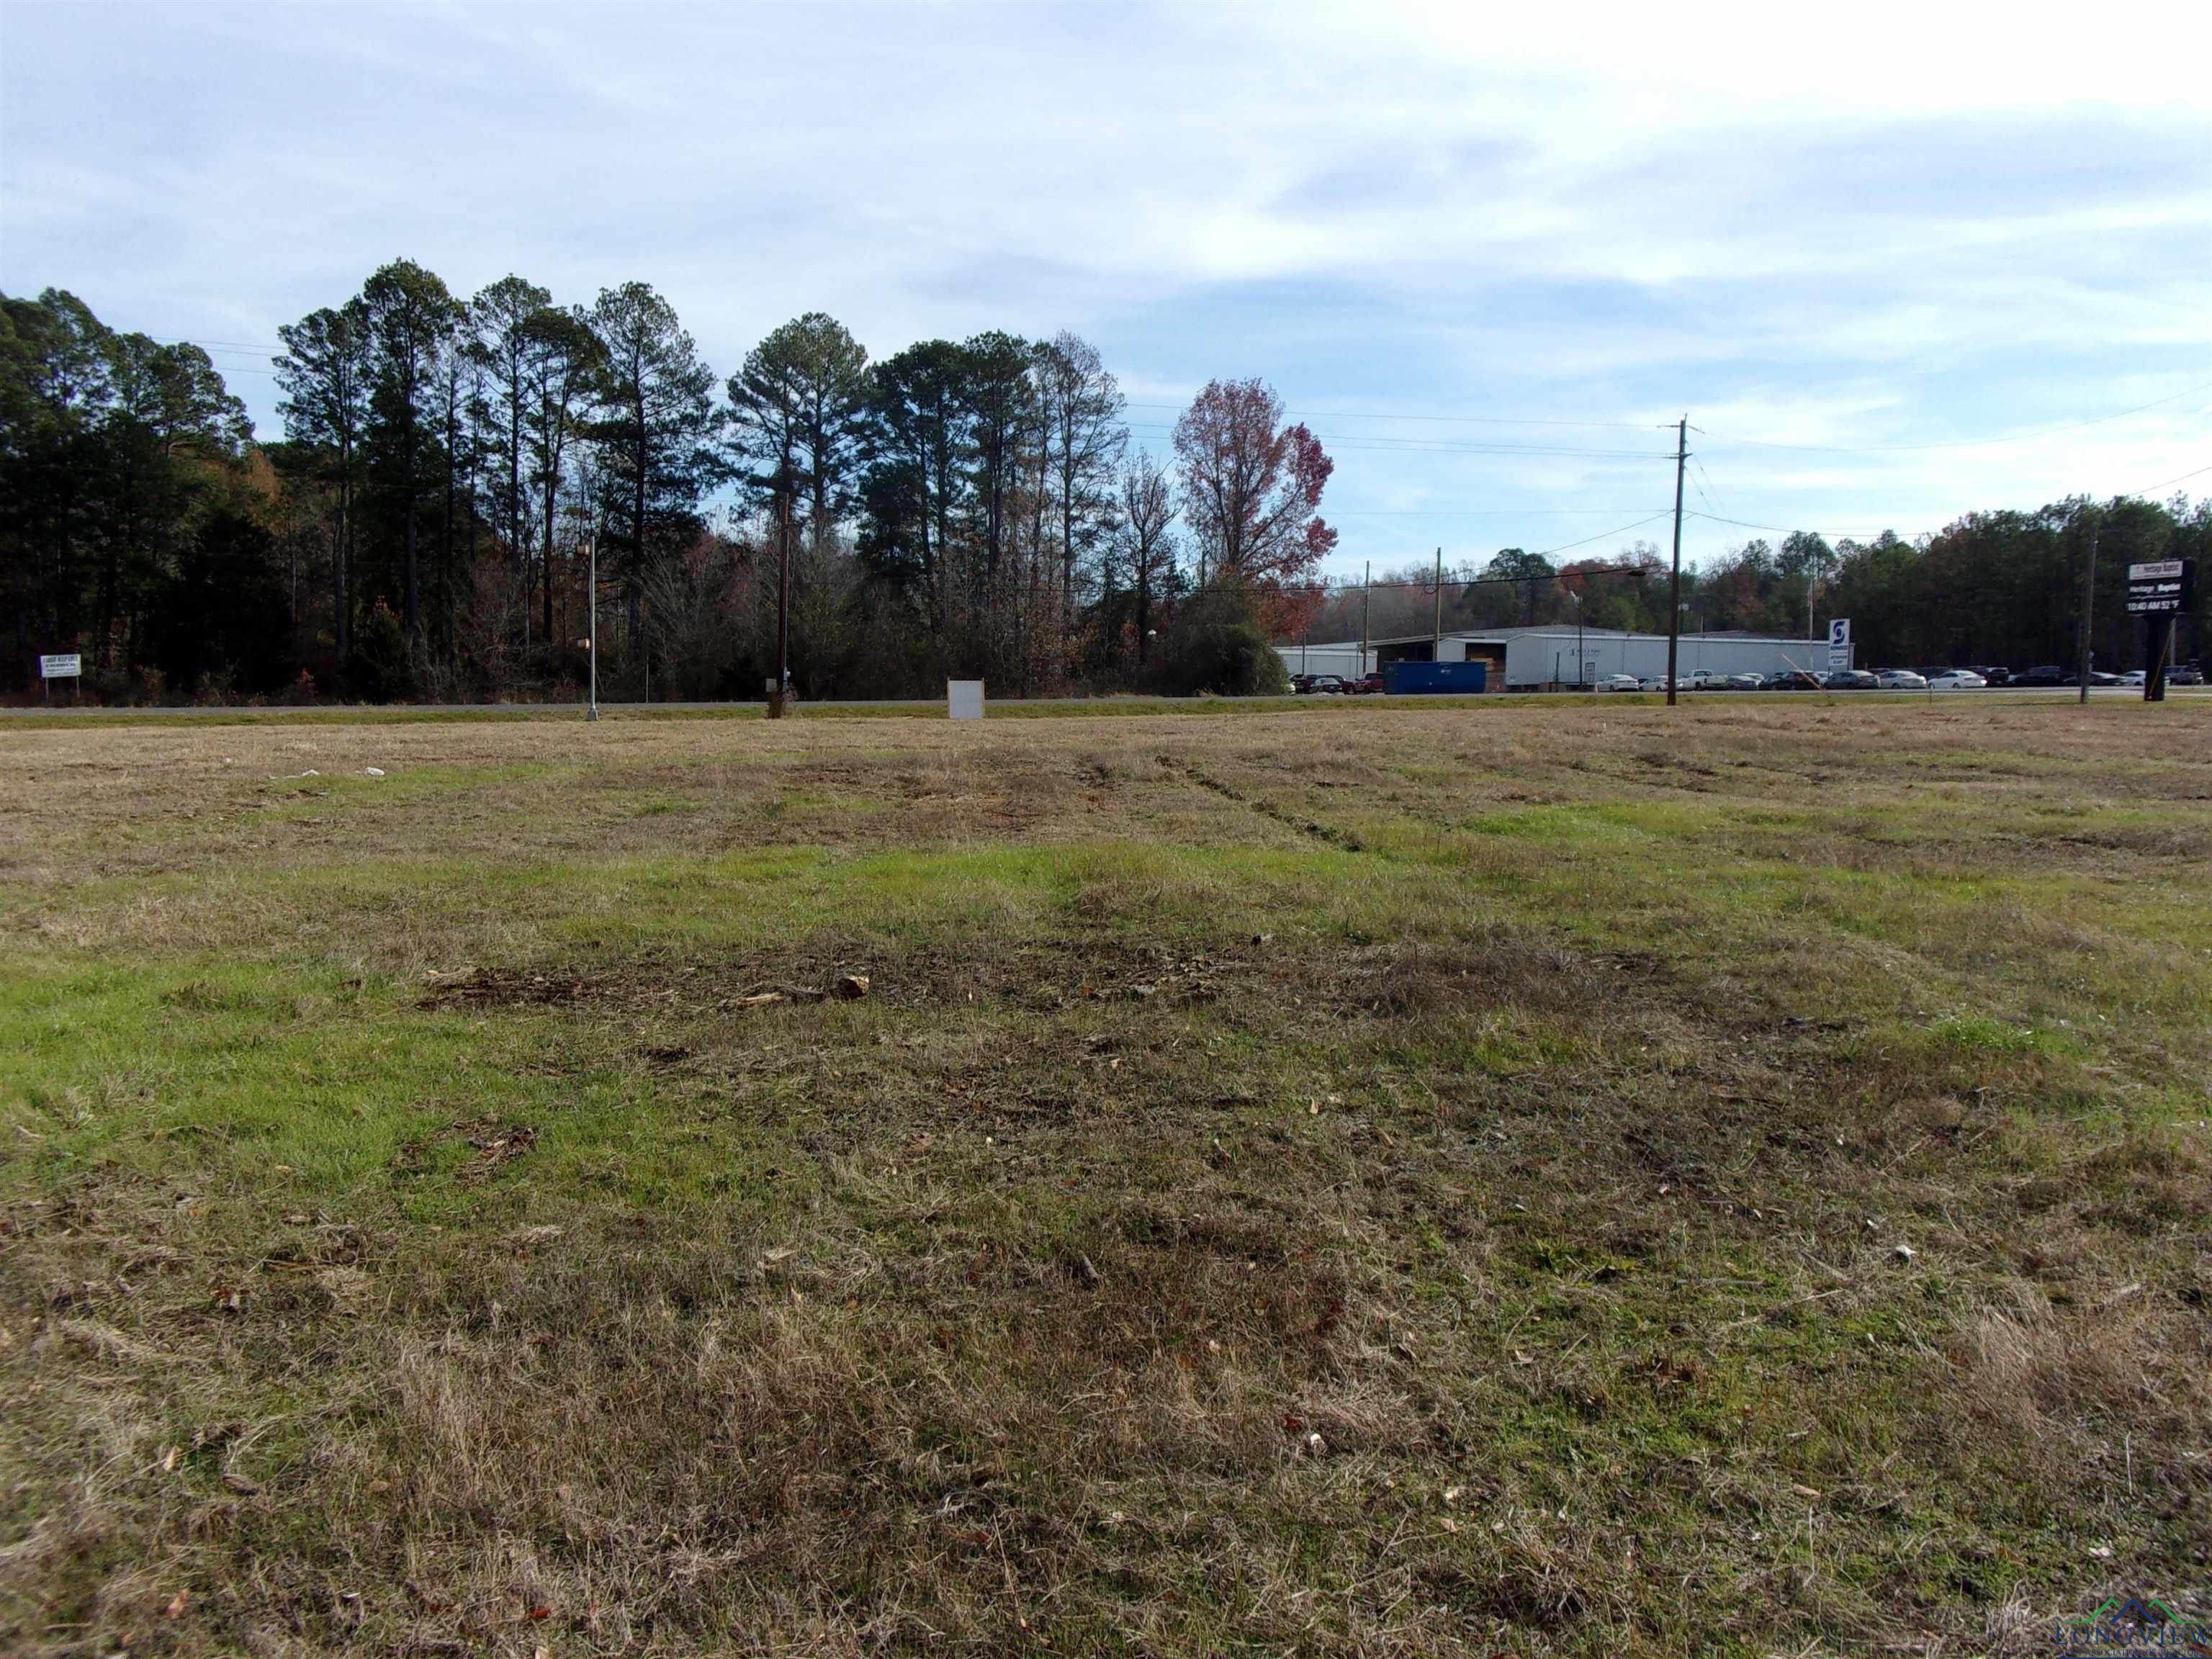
[1,700,2208,1655]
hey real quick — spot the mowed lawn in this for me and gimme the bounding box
[1,698,2207,1658]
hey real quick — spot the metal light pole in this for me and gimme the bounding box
[1431,546,1443,657]
[1665,415,1687,706]
[1359,561,1370,676]
[585,537,598,722]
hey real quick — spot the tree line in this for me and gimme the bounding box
[4,270,1339,702]
[1301,500,2207,674]
[5,271,2203,701]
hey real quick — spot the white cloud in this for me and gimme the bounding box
[2,0,2206,573]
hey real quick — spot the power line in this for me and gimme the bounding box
[1123,424,1672,459]
[122,333,2212,526]
[1288,554,1671,598]
[1696,379,2212,454]
[1691,457,1725,513]
[145,336,283,351]
[1687,459,1723,521]
[1324,505,1674,517]
[1123,400,1669,432]
[1686,509,1888,540]
[2128,462,2212,497]
[1528,511,1677,559]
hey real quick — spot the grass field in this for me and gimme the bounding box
[2,698,2208,1656]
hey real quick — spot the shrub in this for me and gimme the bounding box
[1152,582,1290,697]
[345,601,417,703]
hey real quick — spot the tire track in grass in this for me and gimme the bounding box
[1156,753,1366,852]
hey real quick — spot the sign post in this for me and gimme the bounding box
[1825,619,1852,677]
[2126,560,2195,703]
[39,653,81,705]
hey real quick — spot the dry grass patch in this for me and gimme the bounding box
[3,697,2209,1655]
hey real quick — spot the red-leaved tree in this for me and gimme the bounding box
[1172,378,1335,635]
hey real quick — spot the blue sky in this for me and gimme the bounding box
[4,0,2208,579]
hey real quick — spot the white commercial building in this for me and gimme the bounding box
[1278,626,1841,688]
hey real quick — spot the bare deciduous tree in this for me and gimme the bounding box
[1118,452,1177,661]
[1172,377,1334,634]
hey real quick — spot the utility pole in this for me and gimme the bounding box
[1360,561,1371,677]
[770,486,791,719]
[1431,547,1443,657]
[2076,514,2099,706]
[584,538,598,722]
[1666,416,1687,706]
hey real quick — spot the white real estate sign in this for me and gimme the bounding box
[1825,619,1852,673]
[39,653,81,680]
[947,679,984,720]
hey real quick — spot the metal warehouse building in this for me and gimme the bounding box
[1278,626,1843,689]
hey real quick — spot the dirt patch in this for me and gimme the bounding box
[415,932,1677,1030]
[390,1118,539,1185]
[417,940,1252,1018]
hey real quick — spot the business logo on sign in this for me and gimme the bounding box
[1826,619,1852,670]
[2053,1591,2208,1656]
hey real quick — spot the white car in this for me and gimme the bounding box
[1875,669,1928,690]
[1596,674,1640,692]
[2120,670,2146,686]
[1637,675,1674,692]
[1927,670,1986,691]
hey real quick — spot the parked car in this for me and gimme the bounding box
[2120,670,2147,686]
[1875,669,1928,690]
[1768,670,1825,691]
[1825,669,1879,690]
[1354,671,1387,695]
[1965,665,2012,685]
[1596,674,1641,692]
[2089,670,2126,687]
[1637,675,1674,692]
[1927,670,1987,690]
[2008,665,2069,688]
[1304,674,1349,694]
[2169,664,2205,685]
[1683,670,1728,690]
[1723,673,1765,690]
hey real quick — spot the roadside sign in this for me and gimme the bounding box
[1825,619,1852,672]
[947,679,984,720]
[39,653,81,679]
[2125,559,2194,616]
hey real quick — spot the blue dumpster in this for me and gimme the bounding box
[1384,661,1487,694]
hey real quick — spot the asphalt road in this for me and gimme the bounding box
[7,686,2204,718]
